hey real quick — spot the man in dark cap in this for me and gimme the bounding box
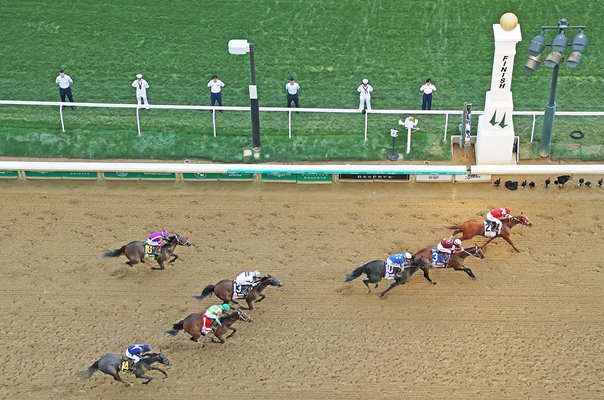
[285,76,300,110]
[55,68,75,110]
[207,74,225,111]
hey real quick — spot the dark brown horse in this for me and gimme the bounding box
[80,352,170,385]
[345,258,435,297]
[103,233,191,270]
[444,213,532,252]
[165,308,252,344]
[193,275,283,310]
[412,245,486,280]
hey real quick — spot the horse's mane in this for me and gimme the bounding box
[222,310,241,321]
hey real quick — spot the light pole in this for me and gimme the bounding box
[524,19,588,158]
[228,39,261,151]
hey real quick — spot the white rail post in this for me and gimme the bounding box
[59,105,65,133]
[407,126,412,154]
[364,111,368,141]
[212,108,217,137]
[443,112,449,142]
[530,113,536,143]
[288,109,292,139]
[136,107,141,137]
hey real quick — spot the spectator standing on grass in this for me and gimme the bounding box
[420,78,436,110]
[132,73,150,110]
[55,68,75,110]
[357,78,373,113]
[285,76,300,110]
[207,75,225,111]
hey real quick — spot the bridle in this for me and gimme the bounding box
[459,246,484,259]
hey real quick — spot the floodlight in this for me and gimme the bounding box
[551,32,568,52]
[544,51,563,68]
[566,51,583,68]
[528,33,546,56]
[571,30,588,52]
[524,54,542,73]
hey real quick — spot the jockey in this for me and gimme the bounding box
[385,252,413,277]
[234,270,261,295]
[204,303,231,328]
[125,343,151,367]
[146,230,170,250]
[485,207,511,234]
[437,238,463,261]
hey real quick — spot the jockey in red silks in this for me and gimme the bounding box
[485,207,511,234]
[437,238,463,261]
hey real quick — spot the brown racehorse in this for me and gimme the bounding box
[412,245,486,281]
[193,275,283,310]
[103,233,191,270]
[444,213,532,253]
[165,308,252,344]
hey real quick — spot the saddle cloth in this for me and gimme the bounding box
[144,244,158,258]
[430,250,448,267]
[201,315,214,335]
[483,221,498,238]
[232,282,248,299]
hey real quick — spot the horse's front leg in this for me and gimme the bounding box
[168,254,178,264]
[255,294,266,303]
[453,265,476,279]
[137,373,153,384]
[245,298,254,310]
[211,330,226,344]
[153,258,165,270]
[502,235,521,253]
[226,326,237,339]
[147,366,168,379]
[379,279,404,297]
[422,268,437,285]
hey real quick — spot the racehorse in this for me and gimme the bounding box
[412,245,485,280]
[165,308,253,344]
[193,275,283,310]
[444,213,532,253]
[345,259,435,297]
[80,352,170,385]
[103,233,191,270]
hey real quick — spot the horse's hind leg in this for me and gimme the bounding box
[380,280,404,297]
[111,372,130,385]
[362,279,373,293]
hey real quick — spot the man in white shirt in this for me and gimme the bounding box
[132,74,150,110]
[55,68,75,110]
[357,78,373,113]
[420,78,436,110]
[285,76,300,110]
[207,75,225,111]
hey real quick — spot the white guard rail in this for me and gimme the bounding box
[2,99,601,143]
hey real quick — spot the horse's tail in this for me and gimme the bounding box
[164,320,185,336]
[345,265,367,282]
[193,285,214,300]
[79,360,99,379]
[103,245,126,258]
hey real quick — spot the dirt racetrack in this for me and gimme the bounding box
[0,179,602,400]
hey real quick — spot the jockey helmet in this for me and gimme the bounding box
[252,270,261,277]
[161,230,169,237]
[454,239,462,247]
[404,252,413,260]
[221,304,231,311]
[143,344,151,352]
[504,207,511,214]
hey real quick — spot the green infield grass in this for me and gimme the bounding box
[0,0,602,161]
